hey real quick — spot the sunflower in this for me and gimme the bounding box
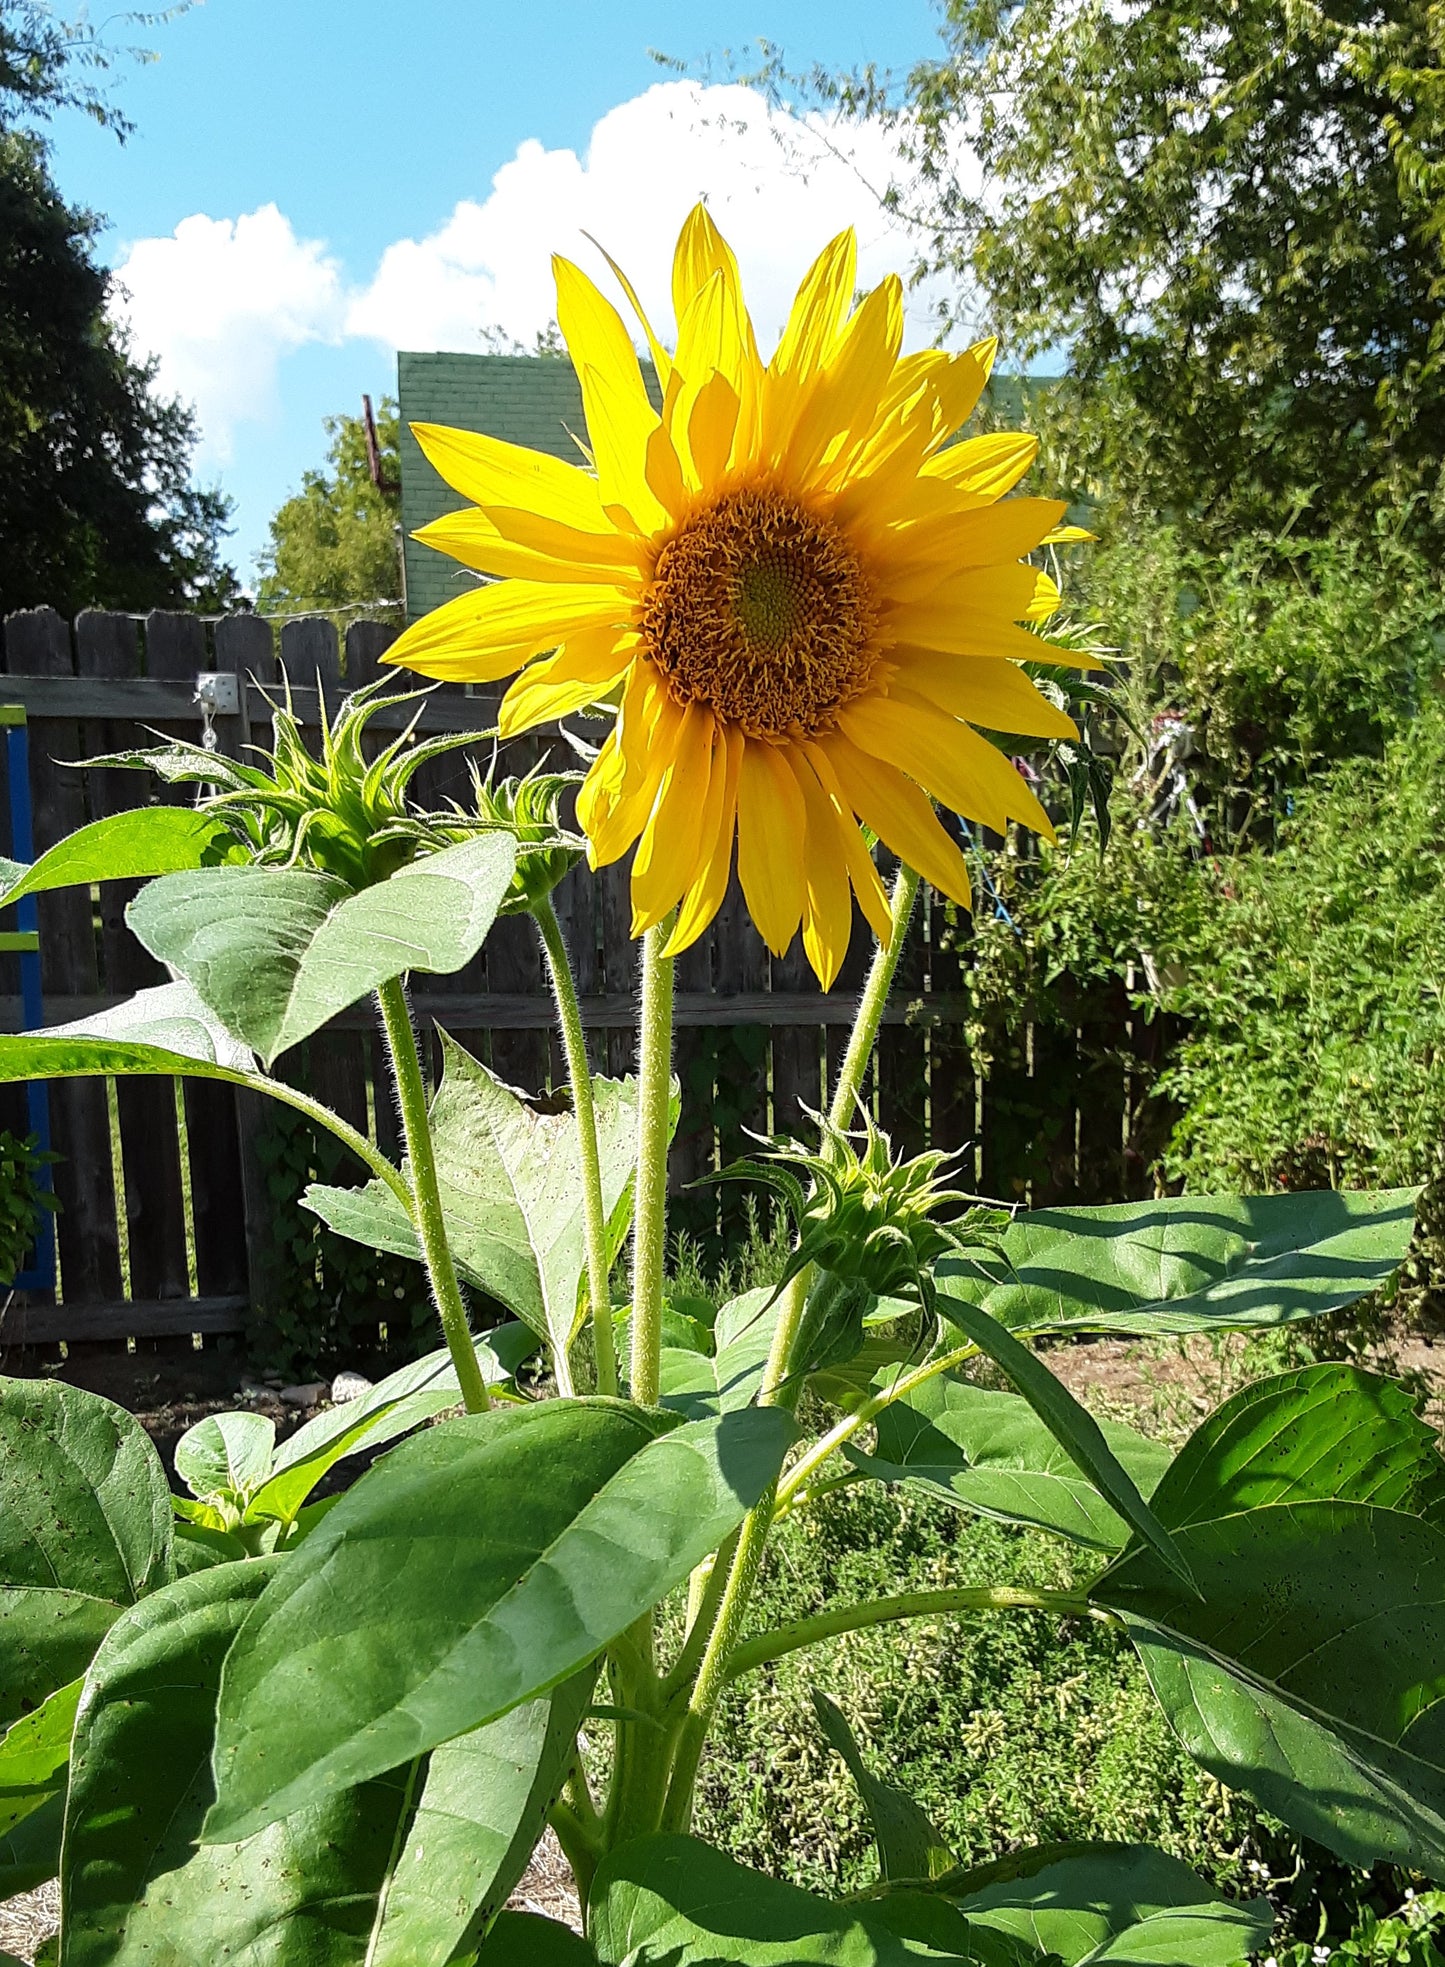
[385,205,1089,987]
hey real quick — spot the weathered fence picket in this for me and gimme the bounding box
[0,605,1164,1349]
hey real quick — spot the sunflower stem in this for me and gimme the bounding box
[827,862,922,1128]
[660,862,922,1831]
[722,1587,1103,1684]
[629,922,675,1406]
[536,895,617,1398]
[376,976,491,1415]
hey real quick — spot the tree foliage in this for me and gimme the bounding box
[776,0,1445,543]
[0,1,237,618]
[256,402,402,621]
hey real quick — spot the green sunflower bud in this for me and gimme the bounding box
[460,767,584,918]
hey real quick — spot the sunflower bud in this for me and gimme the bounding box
[727,1108,1008,1317]
[466,768,584,918]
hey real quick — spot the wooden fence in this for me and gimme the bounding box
[0,606,1168,1349]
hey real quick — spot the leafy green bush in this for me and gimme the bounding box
[0,1127,55,1286]
[1160,695,1445,1203]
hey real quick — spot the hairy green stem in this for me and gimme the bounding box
[661,865,923,1830]
[723,1587,1106,1683]
[536,895,617,1397]
[827,862,922,1129]
[629,923,675,1407]
[773,1341,979,1511]
[376,977,491,1415]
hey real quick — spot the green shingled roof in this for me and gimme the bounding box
[398,351,661,623]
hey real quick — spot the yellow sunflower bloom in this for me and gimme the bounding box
[385,205,1090,988]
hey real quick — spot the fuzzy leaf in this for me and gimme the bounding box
[849,1378,1171,1550]
[0,1378,173,1726]
[1094,1366,1445,1870]
[305,1040,644,1359]
[935,1189,1418,1338]
[126,833,517,1065]
[591,1833,973,1964]
[205,1402,793,1841]
[60,1561,421,1966]
[0,808,235,910]
[931,1297,1195,1592]
[940,1840,1272,1966]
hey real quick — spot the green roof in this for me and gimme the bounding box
[398,352,659,622]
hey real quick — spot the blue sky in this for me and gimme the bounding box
[45,0,956,590]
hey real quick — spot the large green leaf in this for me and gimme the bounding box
[305,1038,642,1357]
[814,1693,955,1884]
[939,1841,1272,1967]
[0,982,257,1093]
[930,1298,1194,1592]
[1093,1367,1445,1870]
[0,1678,79,1836]
[0,807,235,911]
[239,1327,536,1530]
[592,1834,977,1964]
[126,832,517,1065]
[936,1189,1418,1338]
[61,1560,419,1967]
[367,1670,594,1966]
[206,1400,794,1841]
[0,1378,173,1725]
[657,1287,779,1421]
[0,1790,63,1896]
[849,1379,1171,1552]
[478,1912,597,1963]
[174,1411,276,1505]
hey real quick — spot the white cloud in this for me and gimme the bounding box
[109,205,345,463]
[108,82,982,473]
[347,80,975,358]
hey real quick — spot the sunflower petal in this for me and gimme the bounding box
[921,430,1039,501]
[665,726,743,958]
[687,372,741,488]
[671,269,758,475]
[1026,570,1062,621]
[737,741,806,954]
[414,506,643,585]
[583,230,673,386]
[885,562,1047,649]
[498,634,634,736]
[586,682,686,867]
[815,731,973,912]
[672,205,761,372]
[770,228,857,384]
[802,741,893,946]
[788,749,857,989]
[411,422,608,531]
[837,692,1056,843]
[576,361,668,536]
[890,652,1079,741]
[786,275,905,484]
[381,580,629,681]
[893,625,1105,672]
[631,702,717,931]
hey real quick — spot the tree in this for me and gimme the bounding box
[0,2,238,618]
[774,0,1445,543]
[256,403,403,621]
